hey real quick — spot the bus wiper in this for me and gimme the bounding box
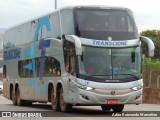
[86,74,111,79]
[116,74,140,79]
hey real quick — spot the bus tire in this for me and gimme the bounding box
[101,105,111,111]
[24,101,33,106]
[51,88,59,111]
[16,87,24,106]
[59,88,72,112]
[111,104,124,112]
[11,88,17,105]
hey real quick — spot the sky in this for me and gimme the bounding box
[0,0,160,31]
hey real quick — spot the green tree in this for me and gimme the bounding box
[140,30,160,60]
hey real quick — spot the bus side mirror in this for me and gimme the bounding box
[65,35,82,55]
[140,36,155,57]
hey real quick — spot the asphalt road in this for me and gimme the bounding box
[0,94,160,120]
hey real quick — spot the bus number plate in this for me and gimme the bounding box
[106,100,118,104]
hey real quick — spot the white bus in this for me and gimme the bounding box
[3,6,155,112]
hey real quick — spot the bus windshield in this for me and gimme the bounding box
[78,46,142,82]
[75,8,138,40]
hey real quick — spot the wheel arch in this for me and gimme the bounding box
[10,83,14,100]
[15,83,19,92]
[48,82,54,102]
[56,81,63,95]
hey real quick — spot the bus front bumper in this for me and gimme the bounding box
[75,88,142,105]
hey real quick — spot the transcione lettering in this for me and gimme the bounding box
[4,48,21,60]
[93,40,127,46]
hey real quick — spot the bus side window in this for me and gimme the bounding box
[3,65,7,78]
[18,61,21,77]
[18,60,25,78]
[18,60,24,77]
[26,60,30,77]
[18,61,24,77]
[22,61,26,77]
[70,43,77,76]
[44,56,61,77]
[49,57,54,76]
[18,59,34,78]
[54,57,61,76]
[53,57,61,76]
[64,40,77,76]
[70,55,76,75]
[36,58,40,77]
[29,59,33,77]
[44,57,50,77]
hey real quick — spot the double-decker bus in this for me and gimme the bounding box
[3,6,155,112]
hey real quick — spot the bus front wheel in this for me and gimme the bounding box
[101,105,111,111]
[111,104,124,112]
[59,88,72,112]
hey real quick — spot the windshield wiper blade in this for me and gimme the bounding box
[86,74,111,79]
[81,74,141,80]
[116,74,140,79]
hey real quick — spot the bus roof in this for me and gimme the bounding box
[5,5,131,32]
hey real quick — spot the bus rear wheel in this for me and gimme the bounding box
[24,101,33,106]
[59,88,72,112]
[11,88,17,105]
[16,87,24,106]
[111,104,124,112]
[51,88,59,111]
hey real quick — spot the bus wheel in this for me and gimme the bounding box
[16,87,24,106]
[101,105,111,111]
[59,88,72,112]
[11,88,17,105]
[24,101,33,106]
[51,88,59,111]
[111,104,124,112]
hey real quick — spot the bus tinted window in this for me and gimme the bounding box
[3,65,7,78]
[18,59,33,78]
[75,8,138,40]
[43,57,61,77]
[18,57,61,78]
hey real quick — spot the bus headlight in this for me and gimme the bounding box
[71,80,94,91]
[131,85,143,91]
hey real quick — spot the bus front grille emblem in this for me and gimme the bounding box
[111,90,116,95]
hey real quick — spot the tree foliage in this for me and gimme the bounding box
[140,30,160,60]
